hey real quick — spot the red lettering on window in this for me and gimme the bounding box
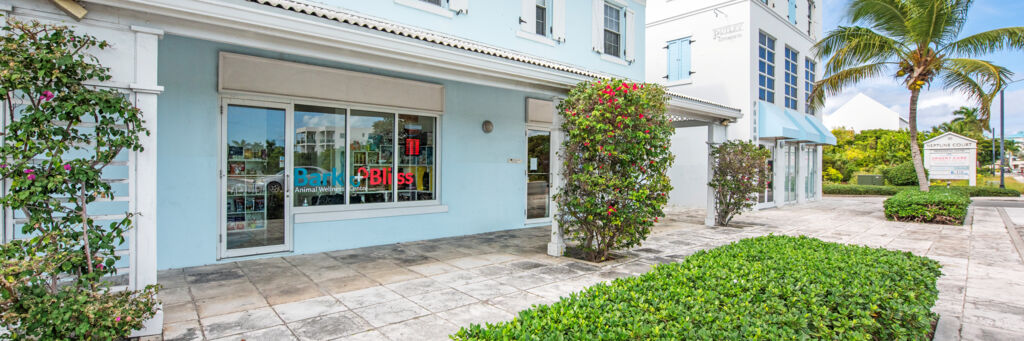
[405,139,421,156]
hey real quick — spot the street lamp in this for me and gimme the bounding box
[1000,78,1023,189]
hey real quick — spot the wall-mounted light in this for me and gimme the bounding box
[482,120,494,133]
[720,119,731,126]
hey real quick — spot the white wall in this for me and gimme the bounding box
[667,126,709,208]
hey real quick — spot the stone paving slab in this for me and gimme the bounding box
[158,197,1024,340]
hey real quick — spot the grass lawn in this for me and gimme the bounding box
[453,236,941,340]
[979,175,1024,193]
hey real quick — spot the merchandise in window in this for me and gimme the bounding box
[397,115,436,201]
[349,110,395,204]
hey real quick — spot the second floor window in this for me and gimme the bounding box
[535,0,548,36]
[784,47,798,110]
[604,3,622,57]
[758,32,776,103]
[666,37,692,82]
[805,58,817,114]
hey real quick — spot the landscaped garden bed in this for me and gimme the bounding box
[825,184,1020,197]
[884,189,971,225]
[453,235,941,340]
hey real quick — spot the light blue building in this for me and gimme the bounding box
[3,1,743,333]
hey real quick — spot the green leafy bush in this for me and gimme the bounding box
[884,189,971,224]
[883,161,926,186]
[823,167,843,183]
[708,140,770,226]
[824,184,1019,197]
[0,19,158,339]
[453,235,941,340]
[555,79,673,262]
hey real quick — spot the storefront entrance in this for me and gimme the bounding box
[222,102,292,257]
[526,130,551,220]
[784,143,798,203]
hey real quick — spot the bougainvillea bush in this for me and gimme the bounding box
[708,140,770,226]
[0,19,158,339]
[555,79,673,262]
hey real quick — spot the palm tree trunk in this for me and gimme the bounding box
[908,89,929,191]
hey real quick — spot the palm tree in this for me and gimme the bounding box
[949,106,984,137]
[810,0,1024,191]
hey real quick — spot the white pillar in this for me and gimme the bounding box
[547,98,565,256]
[774,141,786,207]
[129,25,163,337]
[705,123,725,226]
[797,144,807,204]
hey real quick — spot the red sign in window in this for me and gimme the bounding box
[405,139,421,156]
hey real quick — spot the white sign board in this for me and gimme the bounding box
[923,133,977,186]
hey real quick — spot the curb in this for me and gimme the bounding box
[933,314,961,341]
[996,208,1024,264]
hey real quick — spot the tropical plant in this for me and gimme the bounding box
[555,79,673,262]
[0,19,158,339]
[708,140,770,226]
[811,0,1024,191]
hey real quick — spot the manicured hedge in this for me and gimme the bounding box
[884,189,971,225]
[453,235,941,340]
[824,184,1020,197]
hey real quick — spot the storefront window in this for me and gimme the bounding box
[398,115,435,201]
[294,105,347,207]
[349,110,395,204]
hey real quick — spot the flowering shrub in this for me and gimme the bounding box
[555,79,673,262]
[708,140,770,226]
[0,19,158,339]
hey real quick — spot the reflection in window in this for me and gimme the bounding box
[398,115,435,201]
[294,105,346,207]
[349,110,394,204]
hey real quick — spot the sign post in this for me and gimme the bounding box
[923,132,977,186]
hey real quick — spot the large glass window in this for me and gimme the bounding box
[603,3,622,57]
[784,47,799,110]
[398,115,436,201]
[758,32,776,103]
[293,105,346,207]
[805,58,817,114]
[349,110,395,204]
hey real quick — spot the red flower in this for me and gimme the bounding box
[583,141,590,146]
[645,130,650,133]
[639,114,644,119]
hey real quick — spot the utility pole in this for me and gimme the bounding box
[993,127,997,175]
[1001,88,1006,189]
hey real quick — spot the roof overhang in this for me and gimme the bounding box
[667,92,743,125]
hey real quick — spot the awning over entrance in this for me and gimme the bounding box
[757,101,836,145]
[758,101,803,140]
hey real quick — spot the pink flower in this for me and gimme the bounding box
[26,174,35,180]
[63,164,71,171]
[115,316,121,322]
[39,91,55,102]
[23,169,33,174]
[0,164,6,168]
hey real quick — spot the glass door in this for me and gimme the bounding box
[757,144,775,206]
[221,102,291,258]
[785,143,798,202]
[806,146,817,200]
[526,130,551,220]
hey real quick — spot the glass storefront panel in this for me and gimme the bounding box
[293,105,347,207]
[349,110,395,204]
[397,115,435,201]
[225,105,287,251]
[758,144,774,204]
[806,147,817,199]
[785,143,797,202]
[527,130,551,219]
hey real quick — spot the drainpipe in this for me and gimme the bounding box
[51,0,87,20]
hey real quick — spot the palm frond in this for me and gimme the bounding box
[809,62,890,111]
[814,26,905,75]
[906,0,962,47]
[945,27,1024,57]
[848,0,912,40]
[940,58,1011,124]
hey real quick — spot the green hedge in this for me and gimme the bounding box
[824,184,1020,197]
[453,235,941,340]
[882,161,923,186]
[884,189,971,225]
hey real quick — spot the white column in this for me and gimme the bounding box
[129,25,163,337]
[797,144,807,204]
[547,98,565,256]
[774,141,786,207]
[705,123,725,226]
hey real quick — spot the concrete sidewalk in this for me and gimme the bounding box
[159,197,1024,340]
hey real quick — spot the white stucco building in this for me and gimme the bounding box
[824,93,909,132]
[646,0,835,210]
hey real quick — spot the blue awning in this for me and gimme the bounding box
[802,114,837,145]
[783,108,820,143]
[758,101,804,140]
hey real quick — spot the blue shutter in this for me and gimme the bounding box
[788,0,797,25]
[680,37,692,80]
[666,38,691,82]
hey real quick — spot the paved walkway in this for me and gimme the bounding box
[159,197,1024,340]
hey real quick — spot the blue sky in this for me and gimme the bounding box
[821,0,1024,135]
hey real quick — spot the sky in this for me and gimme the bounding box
[820,0,1024,135]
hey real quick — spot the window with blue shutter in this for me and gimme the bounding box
[666,38,691,82]
[788,0,797,25]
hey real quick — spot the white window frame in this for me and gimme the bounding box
[805,58,817,115]
[602,2,624,58]
[518,0,563,46]
[395,0,457,18]
[219,93,446,226]
[758,31,776,103]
